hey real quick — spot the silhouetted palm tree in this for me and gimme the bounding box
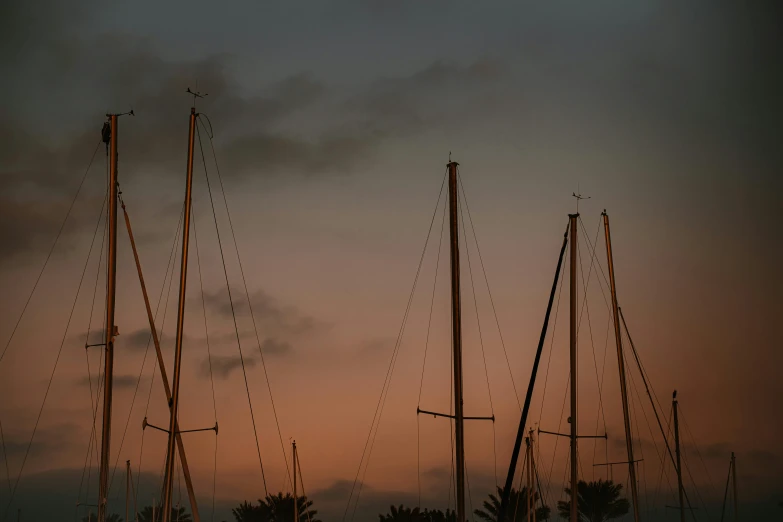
[83,513,123,522]
[474,486,550,522]
[137,505,192,522]
[232,493,319,522]
[379,505,426,522]
[556,480,629,522]
[422,508,456,522]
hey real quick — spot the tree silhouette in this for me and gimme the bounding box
[137,505,192,522]
[232,493,320,522]
[422,508,456,522]
[379,505,426,522]
[83,513,123,522]
[474,486,550,522]
[556,480,629,522]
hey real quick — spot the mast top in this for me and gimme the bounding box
[187,87,208,110]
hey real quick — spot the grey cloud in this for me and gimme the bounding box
[1,422,83,461]
[199,337,290,379]
[201,287,323,337]
[345,58,509,138]
[123,327,154,351]
[201,353,257,379]
[260,337,292,356]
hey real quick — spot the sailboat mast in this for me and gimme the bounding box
[525,435,532,522]
[293,441,299,522]
[731,452,738,521]
[530,432,536,522]
[161,106,197,522]
[568,214,578,522]
[673,391,685,522]
[98,114,119,522]
[446,160,466,522]
[126,460,131,522]
[602,211,640,522]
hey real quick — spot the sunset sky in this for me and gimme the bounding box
[1,1,781,521]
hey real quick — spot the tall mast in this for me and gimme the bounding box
[161,106,197,522]
[568,214,578,522]
[731,452,738,522]
[122,199,200,521]
[673,391,685,522]
[525,436,531,522]
[447,160,466,522]
[497,225,568,522]
[293,441,299,522]
[98,114,119,522]
[529,430,536,522]
[602,211,640,522]
[125,460,131,522]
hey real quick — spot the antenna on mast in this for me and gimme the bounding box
[186,87,207,109]
[572,185,590,213]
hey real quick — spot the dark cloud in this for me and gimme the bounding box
[1,423,82,460]
[199,337,289,379]
[260,337,292,356]
[201,288,324,338]
[201,353,257,379]
[123,327,154,351]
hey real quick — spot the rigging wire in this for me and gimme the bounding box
[623,344,675,510]
[196,120,269,495]
[198,115,294,493]
[678,405,721,505]
[2,191,107,521]
[416,191,447,507]
[680,434,711,519]
[107,203,167,497]
[135,203,186,507]
[456,175,520,408]
[75,194,109,519]
[574,220,608,480]
[0,140,103,367]
[651,407,674,511]
[457,173,497,487]
[0,140,103,502]
[192,204,220,522]
[620,309,698,519]
[294,446,314,522]
[342,169,448,522]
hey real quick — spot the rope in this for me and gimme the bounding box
[2,191,106,521]
[679,406,720,504]
[135,203,185,508]
[651,407,674,511]
[294,446,313,522]
[621,309,697,519]
[108,206,165,495]
[416,193,447,507]
[75,194,108,520]
[198,116,292,493]
[344,169,448,522]
[574,224,610,482]
[0,140,102,366]
[192,206,219,522]
[624,348,674,509]
[456,175,497,485]
[456,175,520,408]
[196,121,269,495]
